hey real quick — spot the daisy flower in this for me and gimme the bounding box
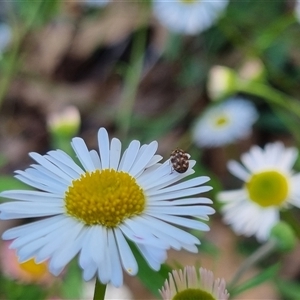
[1,241,56,285]
[0,128,214,287]
[47,106,81,139]
[295,0,300,23]
[217,142,300,242]
[159,266,229,300]
[192,98,258,148]
[152,0,229,35]
[0,22,12,54]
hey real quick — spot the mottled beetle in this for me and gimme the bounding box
[170,148,189,173]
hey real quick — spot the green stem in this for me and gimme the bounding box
[117,28,147,140]
[0,1,44,109]
[237,80,300,144]
[93,279,107,300]
[238,81,300,117]
[228,239,277,290]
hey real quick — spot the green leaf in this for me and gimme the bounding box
[0,276,46,300]
[60,259,83,299]
[229,263,280,297]
[0,153,7,167]
[129,241,172,298]
[16,0,61,27]
[275,278,300,299]
[0,176,32,195]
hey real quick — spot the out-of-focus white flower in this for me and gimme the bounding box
[0,23,12,54]
[47,106,81,138]
[0,241,56,285]
[159,266,229,300]
[0,127,214,287]
[207,66,237,100]
[295,0,300,22]
[238,59,265,82]
[218,142,300,242]
[192,98,258,148]
[153,0,229,35]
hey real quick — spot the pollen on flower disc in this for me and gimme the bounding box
[64,169,146,227]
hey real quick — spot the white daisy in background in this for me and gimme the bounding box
[192,98,258,148]
[159,266,229,300]
[295,0,300,23]
[152,0,229,35]
[217,142,300,242]
[0,22,12,54]
[0,128,214,287]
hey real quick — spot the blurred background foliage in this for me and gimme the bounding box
[1,0,300,299]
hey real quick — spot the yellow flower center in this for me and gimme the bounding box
[245,170,289,207]
[173,288,215,300]
[213,115,229,128]
[64,169,146,227]
[19,259,48,279]
[180,0,197,3]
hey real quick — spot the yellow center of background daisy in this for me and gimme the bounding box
[214,115,229,128]
[173,288,215,300]
[246,170,289,207]
[19,259,48,279]
[65,169,146,227]
[180,0,197,4]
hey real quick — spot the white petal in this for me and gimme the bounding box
[135,243,165,271]
[119,140,140,172]
[48,223,85,269]
[29,152,74,182]
[148,213,211,231]
[227,160,250,181]
[89,226,106,265]
[277,148,298,171]
[0,202,63,219]
[15,172,66,194]
[35,218,78,262]
[98,127,110,169]
[144,154,162,169]
[29,164,71,185]
[79,228,94,269]
[141,215,200,245]
[120,221,168,249]
[217,189,246,203]
[129,141,158,176]
[114,228,138,276]
[44,153,80,180]
[10,217,69,249]
[0,190,62,202]
[151,197,212,206]
[149,177,210,195]
[48,150,84,175]
[107,229,123,287]
[110,138,122,170]
[147,186,212,199]
[24,167,67,188]
[71,138,95,171]
[82,264,97,281]
[89,150,102,169]
[147,205,214,217]
[2,215,65,240]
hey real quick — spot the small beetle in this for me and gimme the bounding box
[170,148,189,174]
